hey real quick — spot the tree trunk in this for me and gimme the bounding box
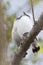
[0,1,8,65]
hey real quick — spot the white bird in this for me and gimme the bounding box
[12,12,40,54]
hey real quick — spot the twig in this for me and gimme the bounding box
[30,0,35,24]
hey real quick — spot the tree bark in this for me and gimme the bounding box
[12,12,43,65]
[0,1,8,65]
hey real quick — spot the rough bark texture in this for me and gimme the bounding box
[11,12,43,65]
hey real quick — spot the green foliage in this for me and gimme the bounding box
[39,42,43,53]
[38,38,43,53]
[33,0,40,4]
[33,0,41,4]
[4,1,10,10]
[6,1,10,6]
[1,1,16,42]
[29,0,41,5]
[5,14,16,42]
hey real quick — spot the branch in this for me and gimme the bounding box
[11,13,43,65]
[30,0,35,23]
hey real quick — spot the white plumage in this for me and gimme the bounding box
[12,13,34,46]
[12,12,40,53]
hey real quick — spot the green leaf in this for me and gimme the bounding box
[33,0,40,3]
[39,43,43,53]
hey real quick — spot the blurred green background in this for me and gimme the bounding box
[0,0,43,65]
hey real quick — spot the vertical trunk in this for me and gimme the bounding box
[0,1,8,65]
